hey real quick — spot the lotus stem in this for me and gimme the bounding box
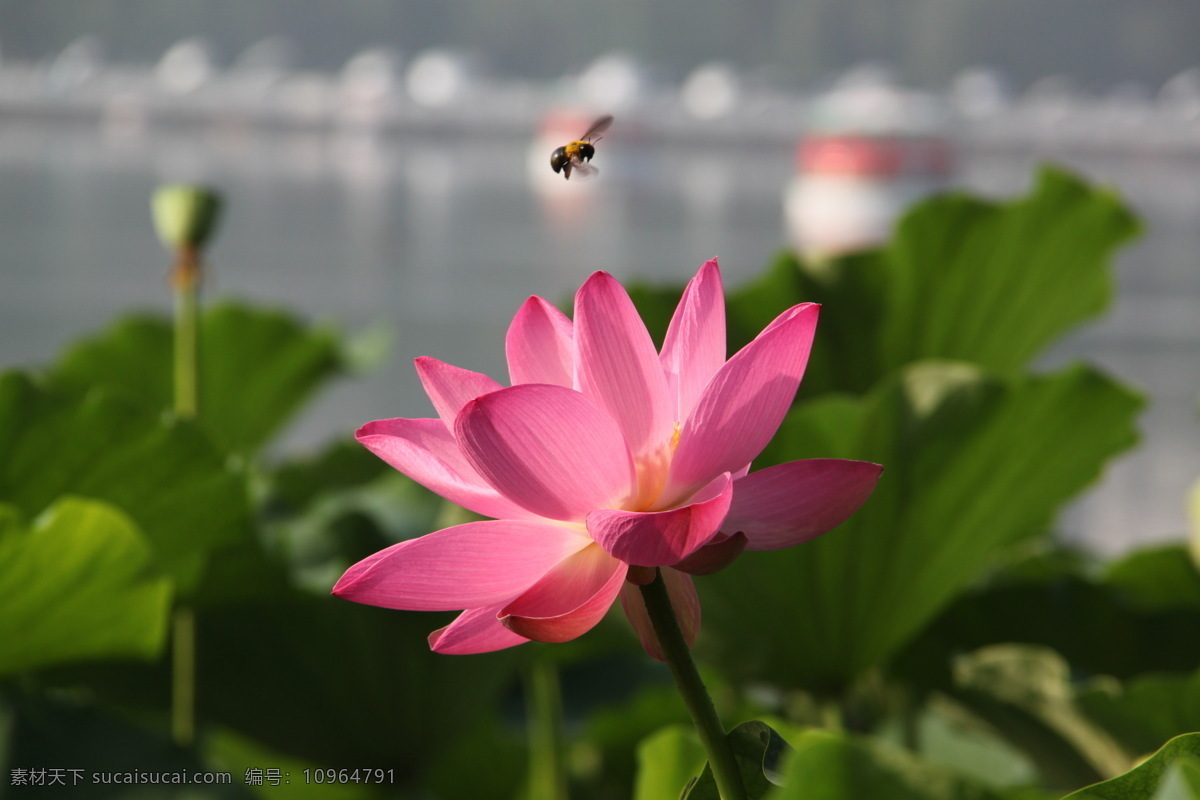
[170,245,200,748]
[640,569,746,800]
[525,651,569,800]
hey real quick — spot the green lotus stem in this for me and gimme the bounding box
[172,247,200,420]
[640,570,746,800]
[171,245,201,748]
[154,185,220,750]
[525,651,569,800]
[170,605,196,747]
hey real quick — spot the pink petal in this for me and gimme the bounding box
[724,459,883,550]
[455,384,637,522]
[665,303,820,500]
[506,296,575,388]
[574,271,674,461]
[429,605,530,654]
[762,301,813,334]
[332,519,591,611]
[586,473,732,566]
[415,357,503,429]
[672,532,747,575]
[357,418,538,521]
[500,543,627,643]
[618,568,701,662]
[660,259,726,423]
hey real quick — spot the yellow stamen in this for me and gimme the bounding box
[632,423,684,511]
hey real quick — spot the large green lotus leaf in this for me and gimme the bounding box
[684,721,793,800]
[624,282,683,351]
[945,645,1131,793]
[1078,670,1200,760]
[49,302,346,454]
[1189,479,1200,570]
[625,250,882,393]
[894,542,1200,692]
[1062,734,1200,800]
[192,593,522,773]
[702,360,1142,690]
[0,497,171,676]
[634,725,707,800]
[166,438,391,610]
[876,167,1138,377]
[421,716,525,800]
[1102,545,1200,611]
[256,440,448,601]
[1154,762,1200,800]
[915,695,1043,790]
[775,250,889,397]
[765,729,1026,800]
[626,250,881,375]
[579,680,706,799]
[631,168,1138,398]
[45,594,521,784]
[5,690,249,799]
[939,685,1107,796]
[263,439,394,518]
[204,727,380,800]
[0,372,252,593]
[27,495,519,783]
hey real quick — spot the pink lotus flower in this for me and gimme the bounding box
[333,260,881,659]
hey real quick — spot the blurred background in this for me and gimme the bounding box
[1,0,1197,556]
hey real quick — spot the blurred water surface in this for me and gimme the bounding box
[0,121,1197,555]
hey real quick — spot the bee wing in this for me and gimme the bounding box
[570,160,599,180]
[579,114,614,142]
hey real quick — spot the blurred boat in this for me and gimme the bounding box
[784,130,955,257]
[784,67,955,257]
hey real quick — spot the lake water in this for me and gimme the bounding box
[1,119,1197,556]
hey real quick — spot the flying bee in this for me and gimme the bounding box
[549,114,613,180]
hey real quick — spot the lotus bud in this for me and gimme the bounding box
[152,184,223,252]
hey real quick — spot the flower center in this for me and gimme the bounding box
[630,421,683,511]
